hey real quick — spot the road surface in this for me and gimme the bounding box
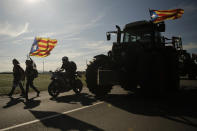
[0,79,197,131]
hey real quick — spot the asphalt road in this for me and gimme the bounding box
[0,80,197,131]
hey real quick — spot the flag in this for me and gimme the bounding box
[150,9,184,23]
[29,37,57,57]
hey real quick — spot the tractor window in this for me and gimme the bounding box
[124,32,141,43]
[123,32,153,43]
[124,32,130,42]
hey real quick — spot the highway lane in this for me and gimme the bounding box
[0,80,197,131]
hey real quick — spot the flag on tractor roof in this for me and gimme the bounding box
[150,9,184,23]
[29,37,57,57]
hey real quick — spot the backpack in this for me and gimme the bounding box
[69,61,77,73]
[32,68,38,78]
[28,59,38,78]
[32,62,38,78]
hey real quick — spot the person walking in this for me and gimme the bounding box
[25,58,40,102]
[8,59,25,97]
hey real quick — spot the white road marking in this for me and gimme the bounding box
[0,101,104,131]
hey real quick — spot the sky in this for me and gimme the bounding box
[0,0,197,72]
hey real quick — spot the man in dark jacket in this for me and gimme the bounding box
[8,59,25,97]
[25,58,40,101]
[60,56,77,79]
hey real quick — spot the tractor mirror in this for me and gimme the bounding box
[106,33,111,41]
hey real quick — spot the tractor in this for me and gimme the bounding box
[86,20,180,97]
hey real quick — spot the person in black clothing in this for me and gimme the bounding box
[25,58,40,101]
[8,59,25,97]
[60,56,77,79]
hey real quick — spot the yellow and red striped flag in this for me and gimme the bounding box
[29,37,57,57]
[150,9,184,23]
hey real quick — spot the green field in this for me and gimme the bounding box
[0,73,86,95]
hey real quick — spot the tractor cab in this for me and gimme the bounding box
[107,20,166,65]
[123,20,165,45]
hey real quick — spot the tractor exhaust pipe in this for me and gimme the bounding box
[116,25,121,43]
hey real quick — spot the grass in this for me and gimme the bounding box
[0,73,86,95]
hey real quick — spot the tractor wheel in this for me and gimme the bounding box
[164,47,180,95]
[86,58,112,98]
[136,49,168,96]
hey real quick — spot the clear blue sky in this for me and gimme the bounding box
[0,0,196,72]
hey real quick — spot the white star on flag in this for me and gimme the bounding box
[33,45,37,50]
[151,14,157,19]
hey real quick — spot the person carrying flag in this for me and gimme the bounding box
[25,57,40,102]
[25,37,57,101]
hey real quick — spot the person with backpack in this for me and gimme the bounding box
[8,59,25,97]
[60,56,77,79]
[25,57,40,102]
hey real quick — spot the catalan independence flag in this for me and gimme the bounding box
[150,9,184,23]
[29,37,57,57]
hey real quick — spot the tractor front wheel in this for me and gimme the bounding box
[86,57,112,98]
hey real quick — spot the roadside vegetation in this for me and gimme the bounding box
[0,73,86,95]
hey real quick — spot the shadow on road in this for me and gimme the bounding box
[104,88,197,128]
[3,97,24,108]
[29,110,104,131]
[3,96,41,109]
[23,98,41,109]
[51,93,98,106]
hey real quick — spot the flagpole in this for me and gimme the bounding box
[149,8,152,21]
[43,58,44,73]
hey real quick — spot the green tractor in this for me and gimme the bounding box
[86,20,180,97]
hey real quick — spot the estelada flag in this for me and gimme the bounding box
[150,9,184,23]
[29,37,57,57]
